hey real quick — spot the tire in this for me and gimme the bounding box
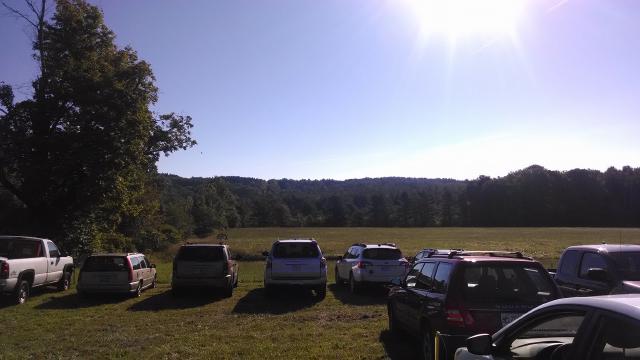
[133,281,142,297]
[14,280,30,305]
[151,275,157,289]
[388,303,400,334]
[57,271,71,291]
[349,273,359,294]
[421,328,434,360]
[223,282,233,298]
[316,284,327,299]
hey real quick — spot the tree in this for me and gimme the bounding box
[0,0,195,252]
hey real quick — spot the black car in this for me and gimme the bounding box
[554,244,640,297]
[387,250,560,360]
[455,294,640,360]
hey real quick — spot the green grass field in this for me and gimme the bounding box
[1,228,639,359]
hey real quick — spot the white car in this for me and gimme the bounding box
[335,243,409,293]
[263,239,327,299]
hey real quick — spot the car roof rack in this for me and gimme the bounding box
[377,242,396,247]
[425,249,463,258]
[444,250,531,260]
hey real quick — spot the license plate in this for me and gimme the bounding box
[501,312,522,326]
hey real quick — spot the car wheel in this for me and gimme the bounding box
[335,266,342,286]
[349,273,359,294]
[133,281,142,297]
[388,303,400,334]
[15,280,30,305]
[421,328,434,360]
[151,275,157,289]
[224,282,234,298]
[316,284,327,299]
[57,271,71,291]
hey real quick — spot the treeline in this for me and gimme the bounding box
[156,165,640,239]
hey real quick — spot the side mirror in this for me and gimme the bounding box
[262,251,269,257]
[466,334,493,355]
[587,268,610,283]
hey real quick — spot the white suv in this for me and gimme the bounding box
[335,243,409,293]
[263,239,327,299]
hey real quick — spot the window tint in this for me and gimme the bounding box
[131,256,141,270]
[558,250,580,277]
[417,262,436,290]
[362,248,402,260]
[272,242,320,258]
[406,263,423,288]
[139,257,147,269]
[509,313,585,357]
[0,239,43,259]
[433,262,453,293]
[177,246,225,262]
[611,252,640,281]
[47,242,60,258]
[594,316,640,359]
[580,253,608,279]
[462,263,555,303]
[83,256,128,272]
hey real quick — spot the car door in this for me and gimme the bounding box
[404,261,437,333]
[424,262,454,332]
[585,311,640,359]
[45,241,65,284]
[138,257,150,286]
[575,252,612,296]
[393,262,424,328]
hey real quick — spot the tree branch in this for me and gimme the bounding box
[1,1,37,28]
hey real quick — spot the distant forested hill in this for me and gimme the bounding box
[155,165,640,239]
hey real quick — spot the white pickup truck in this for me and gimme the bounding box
[0,236,74,304]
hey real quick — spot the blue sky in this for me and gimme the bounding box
[1,0,639,180]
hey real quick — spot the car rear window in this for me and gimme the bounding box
[272,242,319,258]
[83,256,128,272]
[363,248,402,260]
[461,263,556,304]
[611,252,640,281]
[0,238,43,259]
[176,246,225,262]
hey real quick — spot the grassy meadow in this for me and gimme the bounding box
[1,227,640,359]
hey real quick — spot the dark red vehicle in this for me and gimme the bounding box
[387,250,560,360]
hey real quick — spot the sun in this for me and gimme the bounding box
[401,0,527,39]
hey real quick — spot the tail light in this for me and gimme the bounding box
[356,261,372,269]
[1,262,9,279]
[126,257,134,282]
[320,257,327,269]
[445,307,475,328]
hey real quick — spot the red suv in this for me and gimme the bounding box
[387,250,560,360]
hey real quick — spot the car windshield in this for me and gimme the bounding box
[611,252,640,281]
[363,248,402,260]
[83,256,128,272]
[272,242,319,258]
[462,263,556,304]
[176,246,225,262]
[0,238,43,259]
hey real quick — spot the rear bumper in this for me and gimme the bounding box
[77,282,138,294]
[0,279,17,293]
[172,275,231,288]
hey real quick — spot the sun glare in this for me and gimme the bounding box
[401,0,527,39]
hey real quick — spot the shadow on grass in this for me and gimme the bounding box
[379,329,420,360]
[35,291,129,309]
[232,287,322,315]
[0,285,73,308]
[328,283,389,306]
[129,289,225,311]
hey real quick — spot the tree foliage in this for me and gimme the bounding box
[0,0,194,252]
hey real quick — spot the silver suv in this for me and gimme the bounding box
[335,243,409,293]
[263,239,327,299]
[77,253,157,297]
[171,243,238,297]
